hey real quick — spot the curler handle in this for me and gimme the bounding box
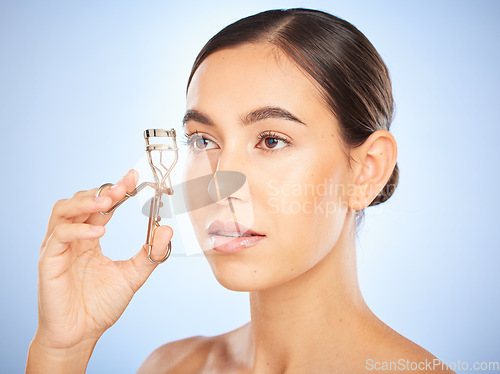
[145,189,172,263]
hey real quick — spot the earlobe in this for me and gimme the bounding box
[348,130,397,210]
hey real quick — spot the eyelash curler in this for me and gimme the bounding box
[95,129,178,264]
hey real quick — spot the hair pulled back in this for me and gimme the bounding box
[187,8,399,228]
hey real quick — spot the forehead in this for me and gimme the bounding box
[186,43,329,121]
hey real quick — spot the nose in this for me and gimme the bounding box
[208,170,247,203]
[208,150,250,204]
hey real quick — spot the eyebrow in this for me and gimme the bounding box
[182,106,307,128]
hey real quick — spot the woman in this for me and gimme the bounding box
[26,8,454,373]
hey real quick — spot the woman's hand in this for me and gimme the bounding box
[26,169,173,373]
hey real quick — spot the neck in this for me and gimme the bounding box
[246,210,371,372]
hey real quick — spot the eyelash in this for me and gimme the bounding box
[180,130,292,153]
[180,131,197,146]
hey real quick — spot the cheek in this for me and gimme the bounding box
[182,155,213,239]
[258,147,349,259]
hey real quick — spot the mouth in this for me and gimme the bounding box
[211,231,258,237]
[207,219,266,253]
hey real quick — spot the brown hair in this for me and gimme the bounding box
[187,8,399,230]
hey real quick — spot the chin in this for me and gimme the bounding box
[214,274,278,292]
[215,276,259,292]
[205,256,264,291]
[204,252,297,292]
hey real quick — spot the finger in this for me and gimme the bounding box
[42,169,138,248]
[42,223,105,258]
[85,169,139,226]
[50,194,113,223]
[41,195,112,250]
[92,168,139,203]
[125,225,173,292]
[119,168,140,197]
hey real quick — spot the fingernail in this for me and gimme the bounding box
[131,169,138,180]
[91,225,103,232]
[116,171,129,184]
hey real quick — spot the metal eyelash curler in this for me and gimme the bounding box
[95,129,178,264]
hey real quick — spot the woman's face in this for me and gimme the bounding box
[183,43,354,291]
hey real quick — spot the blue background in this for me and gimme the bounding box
[1,0,499,373]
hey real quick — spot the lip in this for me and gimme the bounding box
[207,219,266,253]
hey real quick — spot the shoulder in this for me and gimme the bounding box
[365,320,456,373]
[136,335,216,374]
[136,324,249,374]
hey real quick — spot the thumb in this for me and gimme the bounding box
[126,225,173,291]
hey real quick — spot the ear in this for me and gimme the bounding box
[348,130,398,210]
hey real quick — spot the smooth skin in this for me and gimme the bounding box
[27,42,454,374]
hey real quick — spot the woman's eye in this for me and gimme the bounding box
[258,132,291,151]
[183,133,217,151]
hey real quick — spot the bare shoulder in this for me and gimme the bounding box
[136,324,250,374]
[366,319,456,374]
[387,340,456,374]
[136,335,215,374]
